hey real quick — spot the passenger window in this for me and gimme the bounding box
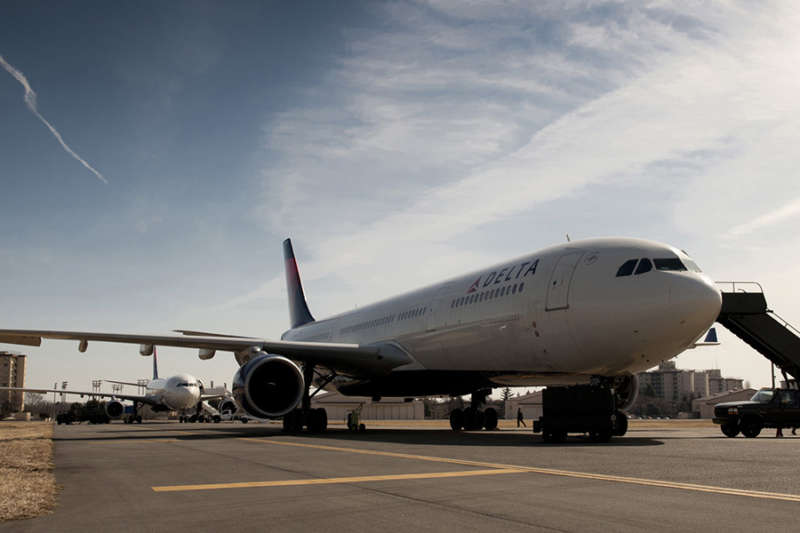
[635,258,652,275]
[616,259,638,277]
[512,284,517,294]
[519,283,524,292]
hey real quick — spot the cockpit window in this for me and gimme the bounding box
[634,258,652,275]
[653,258,687,271]
[178,382,196,387]
[682,259,702,272]
[616,259,638,277]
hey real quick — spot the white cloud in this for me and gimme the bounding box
[214,1,800,387]
[0,54,108,184]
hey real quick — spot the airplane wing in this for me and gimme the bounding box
[104,379,141,387]
[0,329,410,374]
[0,386,158,406]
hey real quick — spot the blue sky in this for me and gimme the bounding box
[2,1,799,392]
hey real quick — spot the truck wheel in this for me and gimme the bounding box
[721,423,739,438]
[741,417,762,438]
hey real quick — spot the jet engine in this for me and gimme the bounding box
[613,373,639,411]
[105,400,125,418]
[232,353,304,419]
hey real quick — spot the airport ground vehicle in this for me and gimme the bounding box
[713,388,800,437]
[533,386,627,442]
[56,400,112,425]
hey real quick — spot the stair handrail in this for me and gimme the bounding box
[766,309,800,340]
[715,281,764,294]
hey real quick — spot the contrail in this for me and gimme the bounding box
[0,54,108,184]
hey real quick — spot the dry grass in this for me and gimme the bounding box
[0,421,56,521]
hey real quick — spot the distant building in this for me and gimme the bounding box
[311,392,424,421]
[0,351,26,412]
[504,390,543,421]
[638,361,743,403]
[706,369,744,394]
[691,388,757,419]
[638,360,698,402]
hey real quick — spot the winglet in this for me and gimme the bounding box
[283,239,315,329]
[688,327,720,349]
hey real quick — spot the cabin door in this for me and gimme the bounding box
[545,251,584,311]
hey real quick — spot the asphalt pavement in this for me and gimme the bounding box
[5,421,800,532]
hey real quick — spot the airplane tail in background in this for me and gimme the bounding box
[283,238,315,329]
[153,346,159,380]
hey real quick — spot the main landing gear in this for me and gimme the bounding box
[282,362,331,434]
[124,401,143,424]
[449,389,499,431]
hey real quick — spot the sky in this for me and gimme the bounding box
[1,1,799,394]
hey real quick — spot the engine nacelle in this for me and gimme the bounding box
[232,353,304,419]
[105,400,124,418]
[613,373,639,411]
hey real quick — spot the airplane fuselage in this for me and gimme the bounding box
[142,373,201,410]
[282,238,721,393]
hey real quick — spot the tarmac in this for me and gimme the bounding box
[6,420,800,532]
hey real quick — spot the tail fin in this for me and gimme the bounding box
[283,238,315,328]
[153,346,159,380]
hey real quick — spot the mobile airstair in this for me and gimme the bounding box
[716,282,800,385]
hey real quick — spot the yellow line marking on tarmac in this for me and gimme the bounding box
[152,469,524,492]
[235,438,800,502]
[89,438,180,444]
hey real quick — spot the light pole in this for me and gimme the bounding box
[51,382,57,422]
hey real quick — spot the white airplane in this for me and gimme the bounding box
[0,347,229,423]
[0,237,721,440]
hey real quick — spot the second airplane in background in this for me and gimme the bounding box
[1,348,231,423]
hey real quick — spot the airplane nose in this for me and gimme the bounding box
[180,388,197,408]
[670,275,722,328]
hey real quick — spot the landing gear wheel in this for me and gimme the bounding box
[359,423,366,432]
[612,410,628,437]
[483,408,498,430]
[308,408,328,433]
[136,416,142,424]
[213,415,221,423]
[721,423,739,438]
[463,407,484,431]
[282,410,302,433]
[189,414,197,423]
[449,409,464,431]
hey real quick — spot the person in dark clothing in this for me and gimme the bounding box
[517,407,526,428]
